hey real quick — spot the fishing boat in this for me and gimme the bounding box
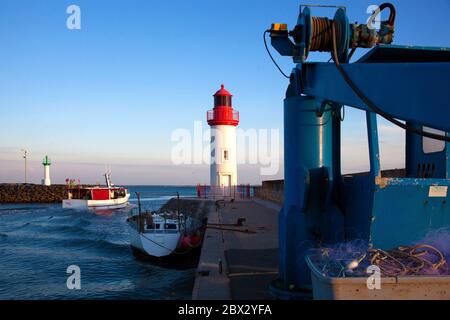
[62,173,130,210]
[126,194,203,258]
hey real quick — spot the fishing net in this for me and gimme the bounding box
[308,229,450,278]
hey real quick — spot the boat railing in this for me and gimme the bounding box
[133,192,185,234]
[131,210,182,234]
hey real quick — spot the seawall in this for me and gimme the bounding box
[253,180,284,205]
[159,197,213,224]
[0,184,67,203]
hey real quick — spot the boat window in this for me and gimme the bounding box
[154,224,160,229]
[165,224,177,230]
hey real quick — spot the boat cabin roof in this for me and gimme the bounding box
[67,186,128,201]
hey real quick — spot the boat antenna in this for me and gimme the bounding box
[176,191,181,226]
[136,192,143,233]
[104,171,113,188]
[136,192,142,215]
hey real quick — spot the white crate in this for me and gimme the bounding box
[306,256,450,300]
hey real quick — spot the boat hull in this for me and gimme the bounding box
[128,224,181,258]
[62,193,130,210]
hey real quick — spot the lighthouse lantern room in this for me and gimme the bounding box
[207,84,239,196]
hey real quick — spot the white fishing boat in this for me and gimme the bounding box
[62,173,130,210]
[127,212,184,257]
[126,195,203,258]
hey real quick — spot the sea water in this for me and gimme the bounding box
[0,186,197,300]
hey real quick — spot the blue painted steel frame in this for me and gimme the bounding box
[299,61,450,132]
[278,45,450,297]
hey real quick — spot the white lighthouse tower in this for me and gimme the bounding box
[42,155,51,186]
[207,84,239,197]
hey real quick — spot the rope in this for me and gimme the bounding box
[368,244,447,276]
[300,5,449,142]
[207,225,256,234]
[330,20,450,142]
[139,232,180,252]
[310,17,335,52]
[139,232,196,256]
[317,243,448,277]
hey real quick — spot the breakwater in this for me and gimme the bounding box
[254,179,284,205]
[0,184,67,203]
[159,197,213,223]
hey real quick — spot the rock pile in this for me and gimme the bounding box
[0,184,67,203]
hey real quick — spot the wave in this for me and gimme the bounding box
[129,196,173,202]
[55,238,131,256]
[39,224,92,236]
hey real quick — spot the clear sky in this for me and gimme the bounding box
[0,0,449,185]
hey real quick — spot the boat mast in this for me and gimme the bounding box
[104,172,112,188]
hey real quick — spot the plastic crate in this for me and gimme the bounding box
[306,255,450,300]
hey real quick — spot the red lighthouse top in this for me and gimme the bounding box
[207,84,239,126]
[214,84,232,97]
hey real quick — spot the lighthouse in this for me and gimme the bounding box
[42,155,51,186]
[207,84,239,196]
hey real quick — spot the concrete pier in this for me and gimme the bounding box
[193,199,280,300]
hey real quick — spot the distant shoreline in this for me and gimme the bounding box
[0,184,260,187]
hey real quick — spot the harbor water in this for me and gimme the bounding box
[0,186,197,300]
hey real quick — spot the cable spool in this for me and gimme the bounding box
[310,17,334,52]
[303,7,349,62]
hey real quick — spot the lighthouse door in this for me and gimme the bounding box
[221,175,231,197]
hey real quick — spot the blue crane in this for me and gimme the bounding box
[266,3,450,299]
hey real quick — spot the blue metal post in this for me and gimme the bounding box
[366,112,381,178]
[447,132,450,179]
[280,94,333,292]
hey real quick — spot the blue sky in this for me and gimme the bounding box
[0,0,449,185]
